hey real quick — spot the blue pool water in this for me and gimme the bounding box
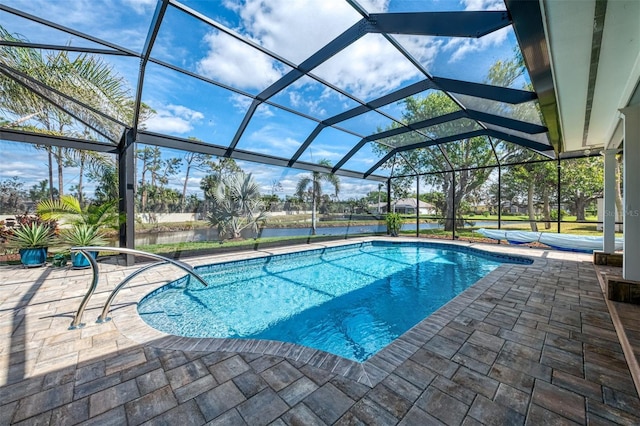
[138,241,530,362]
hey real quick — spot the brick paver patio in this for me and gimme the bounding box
[1,237,639,425]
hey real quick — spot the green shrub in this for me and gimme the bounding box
[550,209,567,220]
[8,222,55,249]
[60,224,107,247]
[385,212,403,236]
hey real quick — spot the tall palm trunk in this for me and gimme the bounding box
[47,148,54,201]
[527,180,538,232]
[310,179,318,235]
[182,165,191,212]
[56,147,64,197]
[543,188,551,229]
[78,155,85,207]
[311,192,317,235]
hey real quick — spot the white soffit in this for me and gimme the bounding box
[543,0,594,153]
[589,0,640,147]
[544,0,640,154]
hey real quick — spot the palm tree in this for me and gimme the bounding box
[295,159,340,235]
[181,140,211,211]
[1,25,133,199]
[37,194,119,229]
[37,195,117,252]
[207,172,266,240]
[64,147,112,208]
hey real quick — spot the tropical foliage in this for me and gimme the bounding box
[374,91,496,231]
[561,157,604,221]
[37,195,118,228]
[295,159,340,235]
[207,172,266,240]
[59,223,107,247]
[375,51,549,231]
[36,195,118,248]
[8,222,55,249]
[385,212,403,236]
[181,139,211,210]
[0,177,28,213]
[0,25,156,205]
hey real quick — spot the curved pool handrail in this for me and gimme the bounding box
[68,249,100,330]
[69,246,208,329]
[97,260,169,324]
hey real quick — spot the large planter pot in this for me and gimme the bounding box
[71,251,98,269]
[19,247,48,267]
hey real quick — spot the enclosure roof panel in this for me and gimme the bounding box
[1,0,560,178]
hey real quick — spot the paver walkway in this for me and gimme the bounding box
[1,237,639,425]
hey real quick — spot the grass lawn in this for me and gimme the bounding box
[1,214,618,264]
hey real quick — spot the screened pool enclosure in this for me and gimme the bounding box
[0,0,624,255]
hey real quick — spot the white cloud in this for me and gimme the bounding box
[144,104,204,134]
[301,147,342,162]
[439,0,509,63]
[246,124,301,153]
[167,105,205,122]
[121,0,157,14]
[339,180,380,199]
[3,0,150,50]
[251,132,301,154]
[222,0,367,64]
[394,35,443,70]
[229,93,253,112]
[209,0,423,100]
[197,31,286,91]
[0,143,101,196]
[313,34,423,100]
[288,92,326,117]
[277,177,299,195]
[461,0,505,11]
[256,106,275,118]
[443,26,509,63]
[229,94,275,118]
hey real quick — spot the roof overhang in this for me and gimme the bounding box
[518,0,640,153]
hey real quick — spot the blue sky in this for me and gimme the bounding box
[0,0,530,201]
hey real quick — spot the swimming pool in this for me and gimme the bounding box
[138,241,531,362]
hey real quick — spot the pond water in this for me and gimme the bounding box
[131,222,449,246]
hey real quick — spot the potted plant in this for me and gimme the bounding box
[60,224,107,268]
[385,212,403,237]
[37,196,117,268]
[8,222,55,267]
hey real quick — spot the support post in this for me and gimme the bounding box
[498,166,502,230]
[620,106,640,281]
[386,178,392,214]
[557,159,561,233]
[118,129,136,266]
[452,171,456,240]
[416,175,420,238]
[602,149,617,253]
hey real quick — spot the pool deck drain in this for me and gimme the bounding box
[1,237,639,425]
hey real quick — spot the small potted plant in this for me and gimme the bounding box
[37,196,117,268]
[8,222,55,267]
[385,212,403,237]
[60,224,107,269]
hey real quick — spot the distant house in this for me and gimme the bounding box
[369,198,436,215]
[471,203,490,214]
